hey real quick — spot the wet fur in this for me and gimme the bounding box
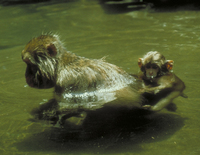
[138,51,186,111]
[22,34,143,125]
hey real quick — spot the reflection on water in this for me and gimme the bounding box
[15,112,185,154]
[0,0,199,155]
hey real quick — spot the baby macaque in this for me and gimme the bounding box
[138,51,187,111]
[22,34,142,125]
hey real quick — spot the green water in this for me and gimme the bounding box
[0,1,199,155]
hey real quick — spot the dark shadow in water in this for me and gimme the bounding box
[14,108,185,154]
[99,0,200,14]
[99,0,146,14]
[0,0,50,5]
[0,45,14,50]
[0,0,77,6]
[144,0,200,7]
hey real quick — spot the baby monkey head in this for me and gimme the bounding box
[138,51,173,79]
[22,34,62,88]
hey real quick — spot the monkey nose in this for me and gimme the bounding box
[149,71,153,75]
[22,52,31,63]
[22,57,31,64]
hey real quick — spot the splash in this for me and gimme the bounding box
[56,61,137,110]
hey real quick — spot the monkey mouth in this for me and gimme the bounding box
[25,64,39,87]
[25,64,54,89]
[150,76,155,79]
[25,63,38,75]
[146,75,157,79]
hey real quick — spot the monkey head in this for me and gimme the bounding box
[21,34,62,88]
[138,51,173,79]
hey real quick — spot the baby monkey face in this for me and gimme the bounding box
[145,63,159,79]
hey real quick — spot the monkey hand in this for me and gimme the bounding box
[142,105,160,112]
[138,88,146,93]
[142,105,152,110]
[139,87,157,94]
[154,89,160,94]
[138,85,154,93]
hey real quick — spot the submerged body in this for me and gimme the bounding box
[22,34,142,125]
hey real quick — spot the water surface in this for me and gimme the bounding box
[0,1,199,155]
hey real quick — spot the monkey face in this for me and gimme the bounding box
[24,62,55,89]
[145,63,159,79]
[22,36,58,89]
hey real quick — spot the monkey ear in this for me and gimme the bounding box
[46,43,57,57]
[165,60,174,70]
[138,58,143,68]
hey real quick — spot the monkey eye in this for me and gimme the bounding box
[152,64,158,69]
[145,64,151,69]
[33,52,45,63]
[145,64,158,69]
[33,54,40,62]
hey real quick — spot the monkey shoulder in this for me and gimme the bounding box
[157,72,173,83]
[157,72,185,91]
[171,73,185,91]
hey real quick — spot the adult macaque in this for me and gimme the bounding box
[138,51,187,112]
[22,34,142,126]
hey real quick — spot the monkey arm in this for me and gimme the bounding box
[180,93,188,98]
[140,73,175,94]
[139,85,165,94]
[139,82,173,94]
[143,91,181,111]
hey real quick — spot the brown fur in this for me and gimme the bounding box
[22,34,143,125]
[138,51,187,111]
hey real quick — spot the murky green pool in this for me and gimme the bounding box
[0,1,199,155]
